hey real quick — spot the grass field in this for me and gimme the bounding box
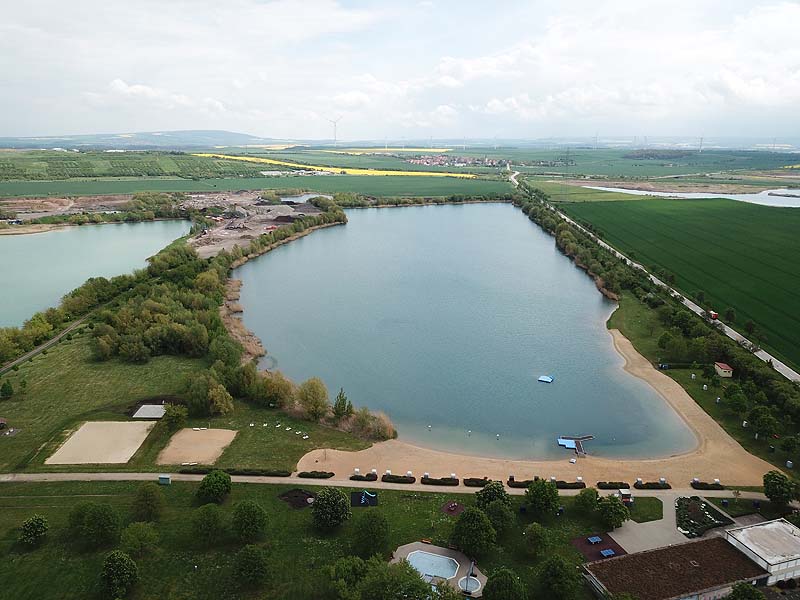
[525,179,655,202]
[565,199,800,369]
[608,293,798,473]
[0,175,512,198]
[0,333,368,473]
[0,480,605,599]
[628,497,663,523]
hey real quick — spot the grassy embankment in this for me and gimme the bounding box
[608,293,796,474]
[0,333,367,474]
[564,198,800,371]
[0,480,611,600]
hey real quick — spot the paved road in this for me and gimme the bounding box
[0,317,87,376]
[508,171,800,383]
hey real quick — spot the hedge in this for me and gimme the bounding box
[507,479,534,489]
[349,473,378,482]
[634,481,672,490]
[690,481,725,490]
[298,471,335,479]
[597,481,631,489]
[463,477,491,488]
[556,481,586,490]
[381,474,416,484]
[420,476,459,486]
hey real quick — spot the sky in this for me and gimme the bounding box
[2,0,799,140]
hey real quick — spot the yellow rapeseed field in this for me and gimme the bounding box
[195,153,476,178]
[319,148,452,155]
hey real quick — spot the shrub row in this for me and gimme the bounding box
[634,481,672,490]
[463,477,491,488]
[690,481,725,490]
[556,481,586,490]
[420,476,459,486]
[381,474,416,484]
[349,473,378,482]
[507,478,534,489]
[598,481,631,489]
[298,471,335,479]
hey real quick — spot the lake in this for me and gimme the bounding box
[0,220,190,327]
[236,203,696,459]
[584,186,800,207]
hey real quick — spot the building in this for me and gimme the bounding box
[714,362,734,378]
[584,537,768,600]
[725,519,800,585]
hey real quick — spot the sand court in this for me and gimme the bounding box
[158,428,237,465]
[46,421,155,464]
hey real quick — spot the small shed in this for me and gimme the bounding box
[715,362,734,378]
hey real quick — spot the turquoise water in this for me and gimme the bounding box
[407,551,459,579]
[236,203,696,459]
[0,220,190,327]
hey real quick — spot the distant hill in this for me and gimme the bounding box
[0,130,290,150]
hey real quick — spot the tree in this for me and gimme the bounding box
[744,320,755,336]
[724,307,736,322]
[780,435,799,454]
[657,331,672,349]
[68,502,121,548]
[726,582,766,600]
[120,522,159,557]
[525,479,559,516]
[131,483,165,522]
[574,487,599,514]
[261,370,296,408]
[118,334,151,363]
[0,380,13,399]
[19,514,48,547]
[451,507,496,556]
[749,406,779,438]
[327,555,368,599]
[236,545,268,588]
[726,392,748,416]
[232,500,268,543]
[162,404,188,432]
[333,388,353,419]
[298,377,330,421]
[694,290,706,304]
[763,470,796,508]
[192,503,227,546]
[539,555,580,599]
[483,567,528,600]
[475,480,511,511]
[197,470,232,504]
[597,495,630,530]
[356,557,432,600]
[352,510,390,558]
[208,381,234,415]
[101,550,139,597]
[312,487,352,530]
[484,499,514,536]
[523,522,552,558]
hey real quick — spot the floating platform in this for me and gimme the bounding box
[538,375,554,383]
[557,435,595,455]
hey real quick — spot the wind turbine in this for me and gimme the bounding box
[328,116,342,147]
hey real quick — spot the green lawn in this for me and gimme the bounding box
[629,497,663,523]
[706,497,786,520]
[608,293,798,474]
[564,198,800,370]
[0,480,607,599]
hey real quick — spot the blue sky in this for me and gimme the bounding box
[2,0,799,140]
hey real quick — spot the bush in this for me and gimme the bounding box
[236,544,268,588]
[298,471,335,479]
[634,481,671,490]
[524,479,559,516]
[131,483,165,522]
[484,499,515,536]
[120,522,159,557]
[475,480,511,511]
[451,507,496,557]
[420,476,459,486]
[464,477,491,488]
[539,555,580,599]
[312,487,352,530]
[351,511,390,558]
[764,470,796,508]
[19,514,48,547]
[192,503,227,546]
[598,495,631,530]
[483,567,528,600]
[381,474,415,484]
[556,480,586,489]
[349,473,378,482]
[523,521,551,558]
[597,481,631,489]
[101,550,138,597]
[197,470,232,504]
[232,500,268,543]
[691,481,725,490]
[68,502,121,548]
[574,487,599,514]
[162,403,188,432]
[297,377,329,421]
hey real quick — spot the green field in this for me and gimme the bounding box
[564,199,800,369]
[0,175,512,198]
[0,480,605,599]
[0,333,368,473]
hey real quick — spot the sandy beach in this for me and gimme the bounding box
[298,329,775,486]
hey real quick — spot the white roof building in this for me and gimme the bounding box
[725,518,800,585]
[132,404,166,419]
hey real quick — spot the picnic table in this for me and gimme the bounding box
[587,536,602,545]
[600,549,616,558]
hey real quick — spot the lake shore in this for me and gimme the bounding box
[297,328,774,485]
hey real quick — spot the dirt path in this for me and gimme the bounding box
[296,330,775,487]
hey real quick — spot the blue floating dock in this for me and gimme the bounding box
[558,435,595,455]
[538,375,554,383]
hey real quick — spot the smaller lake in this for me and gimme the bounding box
[584,186,800,207]
[0,220,190,327]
